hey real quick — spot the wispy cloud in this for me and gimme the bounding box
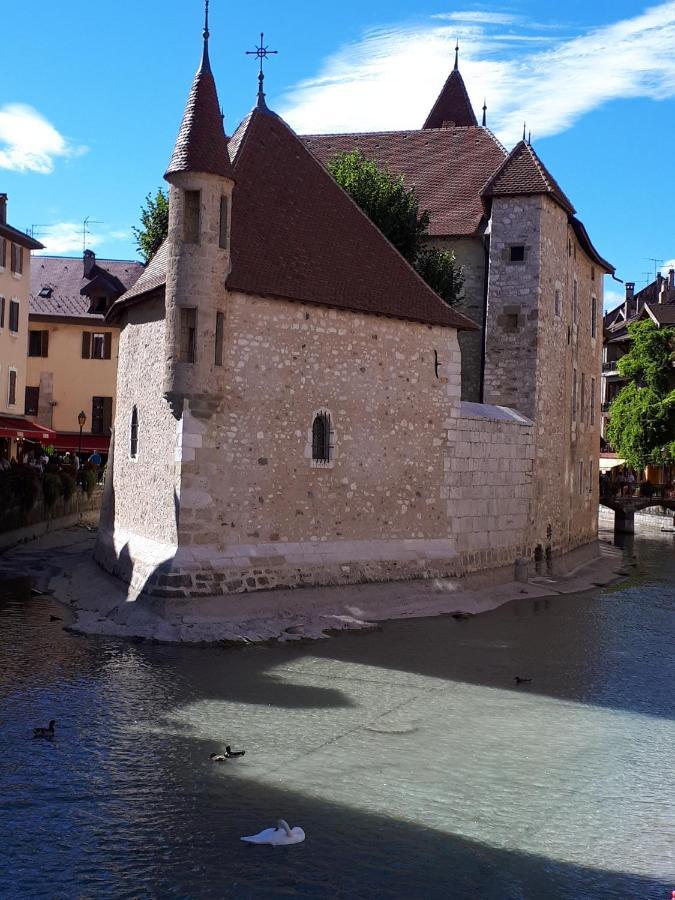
[432,11,522,25]
[280,2,675,145]
[0,104,87,174]
[604,288,625,313]
[35,223,131,255]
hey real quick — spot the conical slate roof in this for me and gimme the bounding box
[482,140,575,214]
[423,65,477,129]
[165,39,233,180]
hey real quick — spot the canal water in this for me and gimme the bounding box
[0,531,673,899]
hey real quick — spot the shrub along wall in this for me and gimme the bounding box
[0,466,102,535]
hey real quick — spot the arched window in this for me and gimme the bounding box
[130,405,139,459]
[312,412,331,463]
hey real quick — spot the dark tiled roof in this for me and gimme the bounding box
[482,140,575,215]
[570,218,614,275]
[0,222,44,251]
[165,42,233,180]
[109,242,169,312]
[31,256,144,320]
[645,303,675,326]
[225,106,477,330]
[423,68,478,129]
[301,127,506,237]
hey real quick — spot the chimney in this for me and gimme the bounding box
[0,193,7,225]
[669,269,675,290]
[624,282,635,319]
[83,248,96,278]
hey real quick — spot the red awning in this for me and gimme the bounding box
[0,415,58,442]
[51,433,110,453]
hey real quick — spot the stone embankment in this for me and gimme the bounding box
[0,526,628,644]
[0,488,103,552]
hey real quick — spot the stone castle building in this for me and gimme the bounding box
[95,21,612,599]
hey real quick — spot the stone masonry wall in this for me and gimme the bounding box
[429,235,486,403]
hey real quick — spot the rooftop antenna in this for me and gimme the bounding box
[645,257,664,280]
[246,32,278,108]
[83,216,103,252]
[27,224,56,239]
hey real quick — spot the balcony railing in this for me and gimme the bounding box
[602,360,620,373]
[601,402,611,413]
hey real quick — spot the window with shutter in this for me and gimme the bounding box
[0,238,5,268]
[10,244,23,274]
[179,308,197,362]
[8,300,19,333]
[312,412,331,463]
[103,332,112,360]
[28,330,49,357]
[219,196,229,249]
[91,396,104,434]
[8,369,17,406]
[82,331,91,359]
[25,386,39,416]
[0,296,5,328]
[103,397,113,433]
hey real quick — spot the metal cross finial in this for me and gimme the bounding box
[482,99,487,127]
[246,32,278,107]
[203,0,210,42]
[454,40,459,70]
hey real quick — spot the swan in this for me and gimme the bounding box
[514,676,532,685]
[209,753,227,762]
[225,745,245,759]
[241,819,305,845]
[33,720,56,739]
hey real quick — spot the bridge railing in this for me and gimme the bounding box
[600,483,673,501]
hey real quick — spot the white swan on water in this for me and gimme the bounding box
[240,819,305,846]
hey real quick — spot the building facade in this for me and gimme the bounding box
[0,194,51,460]
[95,26,540,599]
[26,251,143,457]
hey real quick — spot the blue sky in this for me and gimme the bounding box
[3,1,675,312]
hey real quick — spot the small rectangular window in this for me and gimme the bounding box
[8,369,17,406]
[25,386,39,416]
[573,279,578,325]
[91,396,113,435]
[591,296,597,338]
[572,368,577,421]
[578,460,583,495]
[214,311,224,366]
[509,245,525,263]
[0,237,6,268]
[184,190,201,244]
[554,287,561,318]
[28,329,49,357]
[590,377,596,425]
[10,244,23,274]
[589,459,594,494]
[0,296,4,328]
[91,333,105,359]
[219,196,229,249]
[179,307,197,363]
[503,313,519,333]
[581,373,586,422]
[8,300,19,333]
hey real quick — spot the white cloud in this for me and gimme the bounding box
[604,287,625,313]
[0,104,87,174]
[35,223,129,255]
[280,2,675,146]
[661,258,675,273]
[432,11,522,25]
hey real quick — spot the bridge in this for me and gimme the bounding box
[600,486,675,533]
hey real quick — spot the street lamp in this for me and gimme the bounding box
[77,410,86,456]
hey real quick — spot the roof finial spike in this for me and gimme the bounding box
[528,130,532,146]
[246,31,278,109]
[482,99,487,127]
[523,121,527,142]
[203,0,210,44]
[454,40,459,71]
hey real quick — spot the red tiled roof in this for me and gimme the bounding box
[302,127,506,237]
[110,242,169,311]
[31,256,144,320]
[165,41,233,180]
[482,140,575,215]
[225,106,477,330]
[423,68,478,129]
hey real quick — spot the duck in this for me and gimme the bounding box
[241,819,305,846]
[451,612,472,621]
[33,720,56,739]
[209,752,227,762]
[514,676,532,685]
[225,745,245,759]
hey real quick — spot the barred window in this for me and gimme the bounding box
[130,405,139,459]
[312,412,331,463]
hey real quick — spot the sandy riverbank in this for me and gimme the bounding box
[0,524,630,643]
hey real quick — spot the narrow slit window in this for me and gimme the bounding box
[312,412,331,464]
[130,405,139,459]
[214,312,224,366]
[219,196,229,250]
[184,190,201,244]
[179,307,197,363]
[591,296,597,338]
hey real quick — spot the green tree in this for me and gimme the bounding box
[606,320,675,469]
[132,188,169,263]
[328,150,464,306]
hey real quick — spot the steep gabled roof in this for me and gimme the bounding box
[423,65,478,129]
[226,105,477,330]
[31,256,144,321]
[302,127,506,237]
[482,140,575,215]
[107,242,169,316]
[165,36,233,180]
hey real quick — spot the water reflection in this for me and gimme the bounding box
[0,533,673,898]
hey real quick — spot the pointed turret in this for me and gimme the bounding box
[165,2,232,179]
[162,1,235,416]
[482,140,575,215]
[423,45,478,129]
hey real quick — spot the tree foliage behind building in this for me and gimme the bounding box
[606,320,675,469]
[328,150,464,306]
[133,188,169,264]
